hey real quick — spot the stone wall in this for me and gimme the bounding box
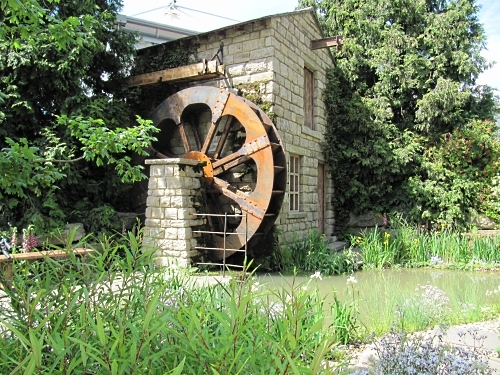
[143,159,205,267]
[168,9,336,243]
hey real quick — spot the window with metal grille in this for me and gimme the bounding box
[289,155,300,211]
[304,67,314,130]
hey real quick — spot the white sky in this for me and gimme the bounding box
[122,0,500,92]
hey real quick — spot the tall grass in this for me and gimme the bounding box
[352,216,500,269]
[0,229,347,374]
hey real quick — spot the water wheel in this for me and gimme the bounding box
[150,86,286,260]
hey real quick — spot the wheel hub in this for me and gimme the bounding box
[183,151,214,185]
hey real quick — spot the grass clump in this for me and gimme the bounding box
[278,229,358,275]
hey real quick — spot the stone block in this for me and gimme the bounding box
[250,47,273,59]
[159,196,171,207]
[157,177,168,189]
[157,238,175,250]
[165,165,175,177]
[192,178,201,189]
[245,60,267,74]
[166,178,183,189]
[164,228,179,240]
[181,208,199,220]
[164,208,178,220]
[162,219,190,228]
[233,33,251,43]
[170,196,190,208]
[147,227,165,240]
[150,165,164,177]
[177,227,193,240]
[149,207,164,219]
[242,39,264,52]
[148,178,157,190]
[228,64,245,76]
[146,196,160,208]
[145,218,161,227]
[171,240,191,251]
[228,42,243,55]
[232,75,251,85]
[233,52,251,64]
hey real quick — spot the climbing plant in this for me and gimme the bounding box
[300,0,499,231]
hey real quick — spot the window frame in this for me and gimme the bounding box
[289,154,300,212]
[303,67,315,130]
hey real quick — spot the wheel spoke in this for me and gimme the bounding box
[212,134,270,174]
[212,177,265,220]
[200,122,217,155]
[213,116,235,159]
[189,114,202,150]
[178,122,191,153]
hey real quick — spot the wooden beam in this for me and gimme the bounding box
[310,36,344,50]
[124,60,225,87]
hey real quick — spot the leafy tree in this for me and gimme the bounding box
[0,0,157,233]
[300,0,498,230]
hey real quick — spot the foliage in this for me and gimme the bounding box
[0,231,343,374]
[405,119,500,226]
[299,0,499,230]
[0,0,154,234]
[353,323,494,375]
[283,230,358,275]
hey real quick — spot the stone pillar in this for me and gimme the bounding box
[144,158,205,268]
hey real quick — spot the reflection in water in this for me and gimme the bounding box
[256,268,500,324]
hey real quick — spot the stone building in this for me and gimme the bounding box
[132,8,338,263]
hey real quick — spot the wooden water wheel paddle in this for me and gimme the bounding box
[150,86,286,260]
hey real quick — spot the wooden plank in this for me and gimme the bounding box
[124,60,225,87]
[0,248,95,263]
[311,36,343,50]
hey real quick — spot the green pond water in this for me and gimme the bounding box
[256,268,500,324]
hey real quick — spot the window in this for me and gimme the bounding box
[304,67,314,130]
[289,155,300,211]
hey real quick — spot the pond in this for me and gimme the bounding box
[256,268,500,330]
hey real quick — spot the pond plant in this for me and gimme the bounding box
[352,218,500,270]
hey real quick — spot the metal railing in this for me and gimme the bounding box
[193,213,247,277]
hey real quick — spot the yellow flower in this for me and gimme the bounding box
[383,241,389,246]
[436,231,441,235]
[413,238,418,243]
[441,223,446,227]
[384,232,390,238]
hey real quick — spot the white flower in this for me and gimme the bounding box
[310,271,322,280]
[347,275,358,285]
[251,281,260,292]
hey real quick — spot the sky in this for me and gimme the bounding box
[122,0,500,92]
